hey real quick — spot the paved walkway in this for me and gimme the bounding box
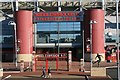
[2,61,117,80]
[2,71,111,80]
[2,61,117,71]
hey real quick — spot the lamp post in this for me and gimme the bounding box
[82,29,84,67]
[32,51,36,72]
[56,17,60,71]
[57,20,60,58]
[89,20,97,71]
[116,0,119,79]
[8,21,17,67]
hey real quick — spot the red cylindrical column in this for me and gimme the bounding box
[84,9,105,61]
[15,10,33,62]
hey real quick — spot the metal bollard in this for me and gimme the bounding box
[80,59,85,72]
[0,68,3,77]
[20,60,24,72]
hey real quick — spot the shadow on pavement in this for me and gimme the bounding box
[106,67,118,80]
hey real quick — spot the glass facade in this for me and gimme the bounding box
[36,22,82,60]
[105,23,120,43]
[36,22,81,44]
[1,19,120,62]
[1,24,14,48]
[1,21,14,62]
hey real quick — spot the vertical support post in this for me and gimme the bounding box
[56,57,58,71]
[13,0,18,66]
[32,55,36,72]
[8,21,17,67]
[57,1,61,71]
[34,23,37,55]
[34,0,39,12]
[12,0,18,11]
[116,0,119,79]
[57,15,60,71]
[15,0,18,11]
[90,21,93,71]
[15,10,33,62]
[80,0,82,11]
[58,1,61,11]
[102,0,105,10]
[83,30,84,67]
[46,57,48,72]
[13,23,18,68]
[90,20,97,75]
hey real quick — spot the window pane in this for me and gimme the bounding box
[36,22,81,43]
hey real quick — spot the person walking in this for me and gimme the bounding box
[47,67,52,78]
[93,53,103,67]
[41,67,46,78]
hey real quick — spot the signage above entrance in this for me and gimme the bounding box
[33,11,83,22]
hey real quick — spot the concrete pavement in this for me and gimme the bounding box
[2,61,118,80]
[2,71,111,80]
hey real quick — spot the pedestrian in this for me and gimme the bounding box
[41,67,46,78]
[93,53,103,67]
[47,67,52,78]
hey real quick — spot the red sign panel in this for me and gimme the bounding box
[33,11,83,22]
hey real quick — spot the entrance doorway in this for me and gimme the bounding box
[35,50,68,71]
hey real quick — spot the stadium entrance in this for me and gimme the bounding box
[33,11,84,61]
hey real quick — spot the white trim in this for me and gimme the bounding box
[36,43,81,48]
[3,71,20,73]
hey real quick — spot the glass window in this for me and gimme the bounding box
[1,35,14,44]
[105,23,120,43]
[36,22,81,43]
[0,36,2,43]
[1,24,14,48]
